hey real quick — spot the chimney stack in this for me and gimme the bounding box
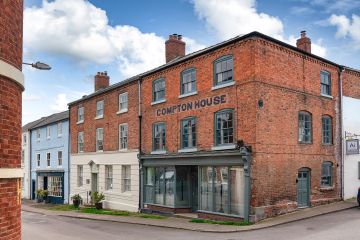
[94,71,109,92]
[165,33,185,63]
[296,30,311,53]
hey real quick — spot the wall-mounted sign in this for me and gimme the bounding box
[346,139,359,155]
[156,94,226,117]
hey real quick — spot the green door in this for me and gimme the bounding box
[297,169,310,208]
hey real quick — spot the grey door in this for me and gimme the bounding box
[91,173,98,193]
[190,166,198,211]
[297,169,310,208]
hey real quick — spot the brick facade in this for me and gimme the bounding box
[0,0,23,239]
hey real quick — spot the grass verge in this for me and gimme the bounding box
[190,218,251,226]
[48,205,166,219]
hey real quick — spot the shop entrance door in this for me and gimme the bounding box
[190,166,198,211]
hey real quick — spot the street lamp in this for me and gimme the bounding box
[23,61,51,70]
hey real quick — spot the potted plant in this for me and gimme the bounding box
[92,192,105,210]
[71,194,82,208]
[43,190,49,203]
[36,189,44,203]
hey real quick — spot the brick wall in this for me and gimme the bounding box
[343,69,360,99]
[70,81,139,153]
[0,0,23,239]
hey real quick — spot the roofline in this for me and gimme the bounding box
[29,111,69,130]
[68,31,360,106]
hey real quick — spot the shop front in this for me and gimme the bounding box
[36,170,64,204]
[140,150,251,221]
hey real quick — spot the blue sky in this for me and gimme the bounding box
[23,0,360,124]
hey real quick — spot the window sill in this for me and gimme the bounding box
[319,186,334,192]
[322,143,333,146]
[211,144,236,151]
[76,120,84,125]
[57,135,62,138]
[96,150,104,153]
[211,81,235,91]
[321,94,333,99]
[298,142,312,145]
[151,150,166,155]
[116,109,128,115]
[46,137,51,140]
[118,148,128,152]
[94,115,104,120]
[151,99,166,106]
[178,148,198,153]
[179,91,197,99]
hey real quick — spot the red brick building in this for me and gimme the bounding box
[0,0,24,239]
[69,31,360,222]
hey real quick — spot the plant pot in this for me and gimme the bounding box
[73,199,80,208]
[95,202,103,210]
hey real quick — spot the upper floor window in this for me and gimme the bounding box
[37,154,40,167]
[57,122,62,137]
[215,109,234,146]
[58,151,62,166]
[46,153,51,167]
[214,55,233,86]
[36,129,40,141]
[105,165,113,190]
[78,132,84,153]
[119,92,128,113]
[23,134,27,145]
[46,126,51,139]
[181,117,196,149]
[321,161,333,187]
[153,122,166,151]
[96,128,104,151]
[119,123,128,150]
[78,106,84,122]
[322,115,332,145]
[181,68,196,95]
[96,100,104,118]
[298,111,312,144]
[152,78,165,103]
[320,71,331,96]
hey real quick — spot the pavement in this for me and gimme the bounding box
[21,199,358,233]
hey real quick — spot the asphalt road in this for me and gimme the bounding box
[23,208,360,240]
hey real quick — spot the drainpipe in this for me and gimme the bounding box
[240,146,252,222]
[29,130,32,200]
[68,113,71,204]
[339,66,345,200]
[137,78,143,211]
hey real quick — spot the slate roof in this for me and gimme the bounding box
[24,110,69,131]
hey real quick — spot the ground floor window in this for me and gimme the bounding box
[48,176,62,197]
[145,166,175,207]
[199,166,244,217]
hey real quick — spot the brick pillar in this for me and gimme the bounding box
[0,1,24,239]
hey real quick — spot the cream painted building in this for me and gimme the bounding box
[70,151,139,211]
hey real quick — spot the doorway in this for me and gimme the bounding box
[91,173,98,193]
[190,166,198,211]
[297,168,310,208]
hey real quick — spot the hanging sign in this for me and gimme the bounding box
[346,139,359,155]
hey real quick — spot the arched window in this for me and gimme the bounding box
[180,68,196,95]
[321,161,333,187]
[213,55,233,86]
[298,111,312,143]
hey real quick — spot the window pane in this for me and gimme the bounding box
[215,110,234,145]
[164,167,175,206]
[200,167,213,211]
[145,167,155,203]
[215,56,233,85]
[214,167,229,214]
[230,167,245,217]
[155,167,165,205]
[176,167,189,207]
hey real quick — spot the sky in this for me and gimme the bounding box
[22,0,360,124]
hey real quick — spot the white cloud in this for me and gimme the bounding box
[24,0,204,78]
[192,0,284,40]
[328,14,360,49]
[50,93,68,112]
[191,0,326,57]
[306,0,360,13]
[23,93,41,101]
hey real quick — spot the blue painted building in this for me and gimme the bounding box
[30,111,70,204]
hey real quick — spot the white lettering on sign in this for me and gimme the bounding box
[346,139,359,155]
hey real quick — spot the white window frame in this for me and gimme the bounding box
[46,152,51,167]
[96,128,104,152]
[105,165,113,190]
[57,151,62,166]
[119,123,128,150]
[46,126,51,139]
[122,165,131,193]
[57,122,62,137]
[78,132,84,153]
[77,106,84,123]
[37,154,41,167]
[95,100,104,119]
[36,129,40,142]
[118,92,128,114]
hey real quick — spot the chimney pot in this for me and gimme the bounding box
[296,31,311,54]
[165,33,186,63]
